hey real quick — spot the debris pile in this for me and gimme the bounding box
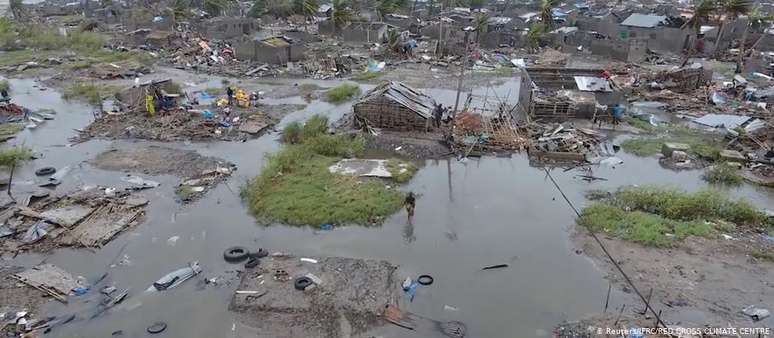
[75,106,274,142]
[528,123,604,163]
[452,111,530,154]
[0,187,148,254]
[230,254,401,337]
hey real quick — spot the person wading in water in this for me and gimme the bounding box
[404,192,416,220]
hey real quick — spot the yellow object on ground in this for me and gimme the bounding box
[146,95,155,117]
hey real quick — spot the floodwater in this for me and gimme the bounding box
[2,75,774,338]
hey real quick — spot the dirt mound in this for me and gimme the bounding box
[92,145,230,178]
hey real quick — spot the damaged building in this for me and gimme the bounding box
[353,81,437,131]
[234,36,306,64]
[527,68,621,120]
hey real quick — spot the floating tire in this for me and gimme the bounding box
[294,277,313,290]
[34,167,56,176]
[147,322,167,334]
[417,275,434,286]
[223,246,249,262]
[244,256,260,269]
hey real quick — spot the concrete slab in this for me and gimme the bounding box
[13,264,81,302]
[38,205,95,227]
[719,149,746,163]
[328,159,392,178]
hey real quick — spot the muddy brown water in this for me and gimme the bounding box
[2,76,773,337]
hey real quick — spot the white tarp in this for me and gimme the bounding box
[574,76,613,92]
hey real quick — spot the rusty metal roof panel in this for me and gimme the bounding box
[358,81,437,118]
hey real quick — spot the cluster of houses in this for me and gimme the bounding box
[21,0,774,74]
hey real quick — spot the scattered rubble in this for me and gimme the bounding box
[0,187,147,254]
[230,255,402,337]
[92,145,235,202]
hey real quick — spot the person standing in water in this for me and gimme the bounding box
[404,192,416,220]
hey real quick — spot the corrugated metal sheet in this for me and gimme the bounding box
[620,13,666,28]
[358,81,437,118]
[574,76,613,92]
[693,114,752,129]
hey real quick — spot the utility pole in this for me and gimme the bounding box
[453,27,474,115]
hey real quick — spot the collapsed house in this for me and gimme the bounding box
[199,17,257,40]
[319,21,393,43]
[526,68,621,120]
[353,81,437,131]
[115,79,181,113]
[234,36,306,64]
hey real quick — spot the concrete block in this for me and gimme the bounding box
[719,149,746,163]
[661,142,690,157]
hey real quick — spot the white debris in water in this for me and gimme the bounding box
[167,236,180,246]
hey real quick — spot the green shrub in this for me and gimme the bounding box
[0,147,32,168]
[0,79,9,93]
[281,121,302,144]
[325,83,361,103]
[386,159,418,183]
[703,162,742,185]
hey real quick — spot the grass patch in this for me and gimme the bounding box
[0,79,9,93]
[352,71,383,81]
[63,82,117,106]
[242,115,403,226]
[281,115,330,144]
[579,204,712,247]
[625,116,657,132]
[204,87,222,96]
[620,126,723,160]
[751,249,774,262]
[325,83,361,103]
[0,124,23,140]
[298,83,321,92]
[386,159,418,183]
[578,186,768,247]
[703,162,743,185]
[0,147,32,168]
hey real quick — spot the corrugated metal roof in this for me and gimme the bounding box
[574,76,613,92]
[693,114,752,129]
[620,13,666,28]
[358,81,437,119]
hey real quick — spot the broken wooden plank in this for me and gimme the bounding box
[13,264,81,303]
[38,205,95,228]
[59,209,142,247]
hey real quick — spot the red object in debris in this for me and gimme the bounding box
[601,70,611,79]
[0,103,25,115]
[454,111,483,133]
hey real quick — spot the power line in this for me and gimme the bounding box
[543,167,667,328]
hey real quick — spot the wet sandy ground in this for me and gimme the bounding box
[1,73,773,337]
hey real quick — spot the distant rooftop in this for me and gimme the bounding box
[620,13,667,28]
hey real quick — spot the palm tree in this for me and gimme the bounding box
[204,0,233,16]
[540,0,559,29]
[713,0,752,57]
[173,0,192,19]
[248,0,267,17]
[736,5,773,73]
[294,0,319,30]
[332,0,353,32]
[473,13,489,42]
[377,0,399,19]
[386,29,402,55]
[527,23,545,52]
[681,0,716,66]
